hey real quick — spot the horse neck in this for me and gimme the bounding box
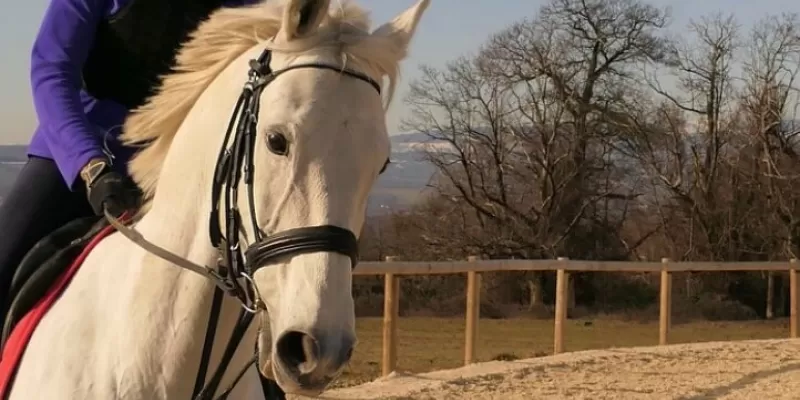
[114,52,267,394]
[120,171,253,397]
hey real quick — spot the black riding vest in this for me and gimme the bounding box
[82,0,228,109]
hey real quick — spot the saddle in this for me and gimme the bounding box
[0,216,108,348]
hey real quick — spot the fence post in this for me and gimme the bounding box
[464,255,481,365]
[554,257,569,354]
[766,271,775,320]
[381,256,400,376]
[659,258,672,346]
[791,259,799,338]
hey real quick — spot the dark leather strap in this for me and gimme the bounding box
[192,286,224,398]
[244,225,359,272]
[193,309,254,400]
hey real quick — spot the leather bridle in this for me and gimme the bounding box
[105,47,381,399]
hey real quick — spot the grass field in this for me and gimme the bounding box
[331,316,791,388]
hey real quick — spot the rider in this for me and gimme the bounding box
[0,0,261,319]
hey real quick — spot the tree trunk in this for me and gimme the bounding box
[527,273,543,310]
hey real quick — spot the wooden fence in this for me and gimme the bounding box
[352,257,800,377]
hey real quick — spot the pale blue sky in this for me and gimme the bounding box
[0,0,798,145]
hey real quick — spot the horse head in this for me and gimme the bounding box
[121,0,430,396]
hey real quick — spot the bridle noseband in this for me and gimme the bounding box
[106,47,381,400]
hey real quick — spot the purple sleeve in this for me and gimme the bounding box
[29,0,110,189]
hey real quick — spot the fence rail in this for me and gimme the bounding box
[352,257,800,377]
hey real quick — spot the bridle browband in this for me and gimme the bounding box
[105,47,381,400]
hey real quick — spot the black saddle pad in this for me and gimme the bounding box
[0,216,107,348]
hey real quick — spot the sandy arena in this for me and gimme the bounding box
[293,339,800,399]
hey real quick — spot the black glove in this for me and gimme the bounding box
[86,170,141,217]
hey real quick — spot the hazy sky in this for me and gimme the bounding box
[1,0,799,145]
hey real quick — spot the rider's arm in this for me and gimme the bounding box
[30,0,111,190]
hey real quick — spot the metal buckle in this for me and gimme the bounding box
[239,272,265,314]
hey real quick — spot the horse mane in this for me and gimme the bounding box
[121,0,403,207]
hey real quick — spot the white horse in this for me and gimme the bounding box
[7,0,429,398]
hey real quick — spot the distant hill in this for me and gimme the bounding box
[0,146,27,162]
[0,146,26,200]
[367,132,440,214]
[0,134,439,214]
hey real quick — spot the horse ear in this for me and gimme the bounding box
[371,0,430,59]
[279,0,331,40]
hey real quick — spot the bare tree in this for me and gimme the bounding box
[739,12,800,258]
[353,5,800,319]
[628,13,744,261]
[401,0,669,308]
[404,0,669,257]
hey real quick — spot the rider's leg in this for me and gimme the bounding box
[0,156,94,311]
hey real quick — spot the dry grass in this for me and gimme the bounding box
[332,316,791,388]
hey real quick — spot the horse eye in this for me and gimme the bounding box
[266,132,289,156]
[379,159,390,174]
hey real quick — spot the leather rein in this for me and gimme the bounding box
[104,47,381,399]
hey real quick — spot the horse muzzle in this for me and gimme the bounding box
[261,328,355,395]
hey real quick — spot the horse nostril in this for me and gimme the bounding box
[276,331,320,375]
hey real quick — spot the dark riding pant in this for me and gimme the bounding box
[0,156,94,311]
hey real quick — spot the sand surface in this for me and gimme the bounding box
[293,339,800,399]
